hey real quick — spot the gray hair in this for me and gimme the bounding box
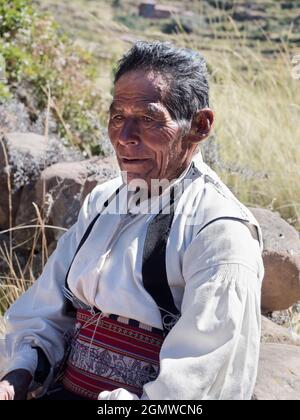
[114,41,210,131]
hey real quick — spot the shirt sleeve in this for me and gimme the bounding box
[0,191,93,391]
[140,219,264,400]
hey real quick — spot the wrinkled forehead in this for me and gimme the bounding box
[113,69,170,103]
[109,100,168,118]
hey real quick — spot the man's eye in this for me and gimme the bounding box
[142,116,153,123]
[113,115,124,121]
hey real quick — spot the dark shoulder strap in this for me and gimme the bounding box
[64,184,181,336]
[142,187,181,335]
[63,187,121,316]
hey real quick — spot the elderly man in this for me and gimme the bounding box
[0,41,264,400]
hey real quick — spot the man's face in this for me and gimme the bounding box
[108,70,194,188]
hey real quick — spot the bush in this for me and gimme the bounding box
[0,0,34,38]
[0,0,109,156]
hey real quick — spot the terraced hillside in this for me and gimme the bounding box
[35,1,300,54]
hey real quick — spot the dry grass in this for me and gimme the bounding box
[0,137,66,315]
[207,47,300,228]
[0,217,68,315]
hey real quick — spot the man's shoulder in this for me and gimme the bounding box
[192,160,254,223]
[180,161,264,278]
[187,160,263,250]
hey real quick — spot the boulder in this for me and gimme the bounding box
[261,315,300,346]
[254,343,300,400]
[0,132,81,230]
[0,99,32,134]
[0,132,48,229]
[250,208,300,312]
[14,155,119,247]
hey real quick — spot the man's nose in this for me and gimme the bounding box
[118,118,140,146]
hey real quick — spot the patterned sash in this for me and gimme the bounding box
[61,309,165,400]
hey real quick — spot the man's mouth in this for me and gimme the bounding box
[120,157,149,164]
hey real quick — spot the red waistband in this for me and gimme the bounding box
[62,309,165,400]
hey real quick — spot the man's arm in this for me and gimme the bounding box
[139,219,264,400]
[0,192,94,399]
[141,262,262,400]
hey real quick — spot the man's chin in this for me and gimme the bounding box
[121,170,151,189]
[122,170,146,183]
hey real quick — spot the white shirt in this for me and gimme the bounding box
[0,151,264,400]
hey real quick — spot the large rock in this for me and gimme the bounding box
[255,316,300,399]
[261,315,300,346]
[254,343,300,400]
[250,208,300,312]
[0,132,48,229]
[14,155,119,247]
[0,132,80,230]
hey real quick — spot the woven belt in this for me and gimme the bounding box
[62,309,165,400]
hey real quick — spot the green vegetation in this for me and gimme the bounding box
[0,0,110,155]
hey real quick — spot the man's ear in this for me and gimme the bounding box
[186,108,214,145]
